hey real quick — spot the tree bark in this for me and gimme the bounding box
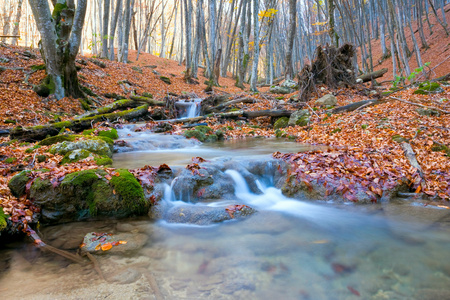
[356,68,388,82]
[285,0,297,80]
[28,0,87,99]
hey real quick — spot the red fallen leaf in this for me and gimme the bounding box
[158,164,172,172]
[197,188,206,197]
[225,205,250,219]
[332,263,353,274]
[101,242,113,251]
[347,286,360,296]
[192,157,208,163]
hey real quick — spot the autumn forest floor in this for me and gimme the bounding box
[1,7,450,236]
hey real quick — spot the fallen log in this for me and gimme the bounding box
[10,104,149,142]
[390,96,450,114]
[129,95,166,106]
[330,99,385,114]
[433,72,450,82]
[75,99,140,119]
[357,68,388,83]
[203,97,258,113]
[170,109,294,124]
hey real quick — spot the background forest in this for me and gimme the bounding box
[1,0,449,90]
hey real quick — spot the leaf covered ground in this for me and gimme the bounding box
[1,43,450,235]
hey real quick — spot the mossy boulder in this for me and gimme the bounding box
[21,169,149,224]
[288,109,310,127]
[8,170,31,197]
[49,138,112,158]
[98,128,119,140]
[160,76,171,84]
[183,126,221,142]
[415,108,441,117]
[269,86,292,94]
[274,117,290,130]
[413,81,443,95]
[0,207,9,233]
[39,134,77,146]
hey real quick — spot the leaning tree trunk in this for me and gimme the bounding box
[28,0,87,99]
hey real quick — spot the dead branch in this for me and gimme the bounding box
[390,96,450,114]
[357,68,388,83]
[400,142,425,180]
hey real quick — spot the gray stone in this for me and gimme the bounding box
[108,268,142,284]
[288,109,310,126]
[281,79,298,89]
[315,94,337,106]
[50,139,112,158]
[269,86,292,94]
[162,203,256,225]
[81,232,148,254]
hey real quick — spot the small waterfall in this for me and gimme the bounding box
[176,98,202,119]
[225,170,252,195]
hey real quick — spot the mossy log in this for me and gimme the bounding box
[203,97,258,113]
[129,95,166,106]
[171,109,294,124]
[10,104,149,142]
[76,99,140,119]
[357,68,388,83]
[330,99,385,114]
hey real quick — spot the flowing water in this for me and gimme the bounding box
[1,129,450,299]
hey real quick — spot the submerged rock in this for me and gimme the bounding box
[162,204,257,225]
[80,231,148,254]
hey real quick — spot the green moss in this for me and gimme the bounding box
[80,86,98,97]
[80,104,148,122]
[82,129,95,135]
[5,157,17,164]
[98,128,118,140]
[0,207,9,232]
[331,128,342,134]
[31,64,46,71]
[215,130,224,140]
[95,156,113,166]
[431,143,450,157]
[8,170,31,197]
[296,116,310,127]
[109,169,147,213]
[392,134,408,143]
[31,177,52,193]
[160,76,171,84]
[414,81,442,95]
[195,126,213,134]
[61,169,100,187]
[53,121,73,129]
[60,149,92,164]
[183,129,206,142]
[274,117,289,130]
[79,98,91,111]
[25,145,41,153]
[52,2,67,19]
[5,119,17,124]
[39,134,77,146]
[37,155,47,163]
[142,92,153,98]
[275,129,287,138]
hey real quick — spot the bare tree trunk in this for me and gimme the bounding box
[109,0,122,60]
[101,0,110,57]
[183,0,192,80]
[249,0,260,92]
[11,0,24,45]
[28,0,87,99]
[285,0,297,80]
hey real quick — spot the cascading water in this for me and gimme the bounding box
[175,98,202,119]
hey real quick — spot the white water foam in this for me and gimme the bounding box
[176,98,202,119]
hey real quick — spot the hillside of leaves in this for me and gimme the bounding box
[0,39,450,235]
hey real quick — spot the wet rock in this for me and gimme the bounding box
[315,94,337,106]
[80,232,148,254]
[171,164,235,202]
[11,168,150,224]
[153,122,173,133]
[162,204,256,225]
